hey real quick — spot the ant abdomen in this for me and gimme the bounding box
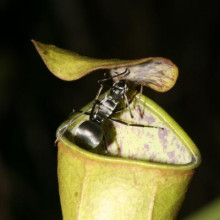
[74,120,103,149]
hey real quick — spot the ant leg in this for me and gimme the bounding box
[103,134,108,154]
[70,108,90,116]
[139,85,143,97]
[90,83,104,120]
[113,89,138,114]
[137,85,144,114]
[109,117,164,129]
[95,84,104,100]
[138,85,144,104]
[72,108,91,116]
[124,93,134,118]
[97,78,112,87]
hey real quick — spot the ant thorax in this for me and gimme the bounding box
[93,96,119,123]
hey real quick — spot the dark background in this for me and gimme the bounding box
[0,0,220,219]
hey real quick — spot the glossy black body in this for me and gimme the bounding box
[74,80,128,149]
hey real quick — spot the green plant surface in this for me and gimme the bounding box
[57,93,201,220]
[33,41,201,220]
[181,198,220,220]
[32,40,178,92]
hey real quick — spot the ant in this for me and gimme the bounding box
[56,68,163,153]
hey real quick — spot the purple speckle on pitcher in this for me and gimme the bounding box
[158,128,169,149]
[144,144,150,152]
[167,151,176,161]
[150,153,157,161]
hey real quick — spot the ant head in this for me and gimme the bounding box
[110,81,128,101]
